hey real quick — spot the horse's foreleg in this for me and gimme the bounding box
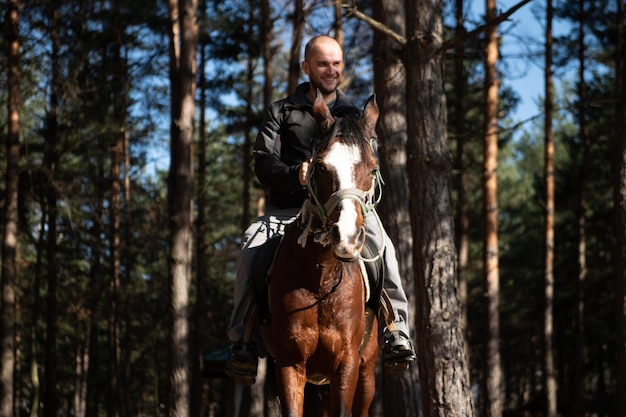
[329,354,360,417]
[275,364,307,417]
[352,314,379,417]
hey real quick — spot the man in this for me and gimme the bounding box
[226,35,415,385]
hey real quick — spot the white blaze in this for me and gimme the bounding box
[324,142,361,249]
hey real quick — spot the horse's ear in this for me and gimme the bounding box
[313,89,335,134]
[361,94,379,138]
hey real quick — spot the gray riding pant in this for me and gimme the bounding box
[228,208,410,354]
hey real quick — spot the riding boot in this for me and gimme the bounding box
[382,329,416,372]
[225,342,258,385]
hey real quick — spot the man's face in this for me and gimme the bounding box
[302,41,344,96]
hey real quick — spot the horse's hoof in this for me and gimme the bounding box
[225,343,258,385]
[382,329,416,372]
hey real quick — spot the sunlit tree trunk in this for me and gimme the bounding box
[405,0,474,415]
[543,2,557,415]
[481,1,502,416]
[614,2,626,416]
[1,1,20,416]
[167,0,198,416]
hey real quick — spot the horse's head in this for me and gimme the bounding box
[304,90,380,261]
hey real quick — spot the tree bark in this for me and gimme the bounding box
[453,0,470,346]
[191,37,208,417]
[1,1,20,415]
[43,5,60,416]
[614,1,626,416]
[333,0,344,49]
[108,3,125,416]
[167,1,198,416]
[372,0,420,414]
[404,0,474,415]
[571,1,589,413]
[288,0,304,95]
[481,1,502,415]
[543,2,557,415]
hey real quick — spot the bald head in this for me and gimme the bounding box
[302,36,344,102]
[304,35,343,61]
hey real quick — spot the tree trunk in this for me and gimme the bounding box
[167,1,198,416]
[571,2,589,413]
[372,0,420,414]
[543,2,557,415]
[191,38,208,417]
[288,0,304,95]
[404,0,474,416]
[108,4,125,416]
[453,0,469,344]
[481,1,502,416]
[614,1,626,416]
[1,2,20,415]
[333,0,344,49]
[261,0,273,110]
[43,5,60,416]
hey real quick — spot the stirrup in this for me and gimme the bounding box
[382,330,416,372]
[225,342,258,385]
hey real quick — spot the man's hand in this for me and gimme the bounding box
[299,158,312,186]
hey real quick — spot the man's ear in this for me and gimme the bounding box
[313,89,335,134]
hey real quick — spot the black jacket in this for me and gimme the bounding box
[253,82,361,209]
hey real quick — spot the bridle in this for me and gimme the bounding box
[305,160,384,226]
[296,134,386,264]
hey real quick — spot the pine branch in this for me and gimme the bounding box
[343,0,532,55]
[437,0,532,54]
[341,2,406,46]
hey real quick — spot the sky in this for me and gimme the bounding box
[479,0,572,126]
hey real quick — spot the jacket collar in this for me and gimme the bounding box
[286,83,361,118]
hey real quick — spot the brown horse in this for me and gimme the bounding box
[261,91,381,417]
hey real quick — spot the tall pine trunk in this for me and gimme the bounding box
[481,0,502,415]
[374,0,414,331]
[1,1,20,415]
[288,0,304,95]
[614,1,626,415]
[191,38,208,417]
[43,5,60,416]
[571,1,589,413]
[543,1,557,415]
[167,1,198,416]
[453,0,469,342]
[372,0,420,415]
[108,3,125,415]
[405,0,473,415]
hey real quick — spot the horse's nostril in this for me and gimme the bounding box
[331,224,341,244]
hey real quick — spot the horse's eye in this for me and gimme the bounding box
[315,162,327,173]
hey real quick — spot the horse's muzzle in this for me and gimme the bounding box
[330,224,365,261]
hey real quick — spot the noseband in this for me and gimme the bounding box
[306,162,383,226]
